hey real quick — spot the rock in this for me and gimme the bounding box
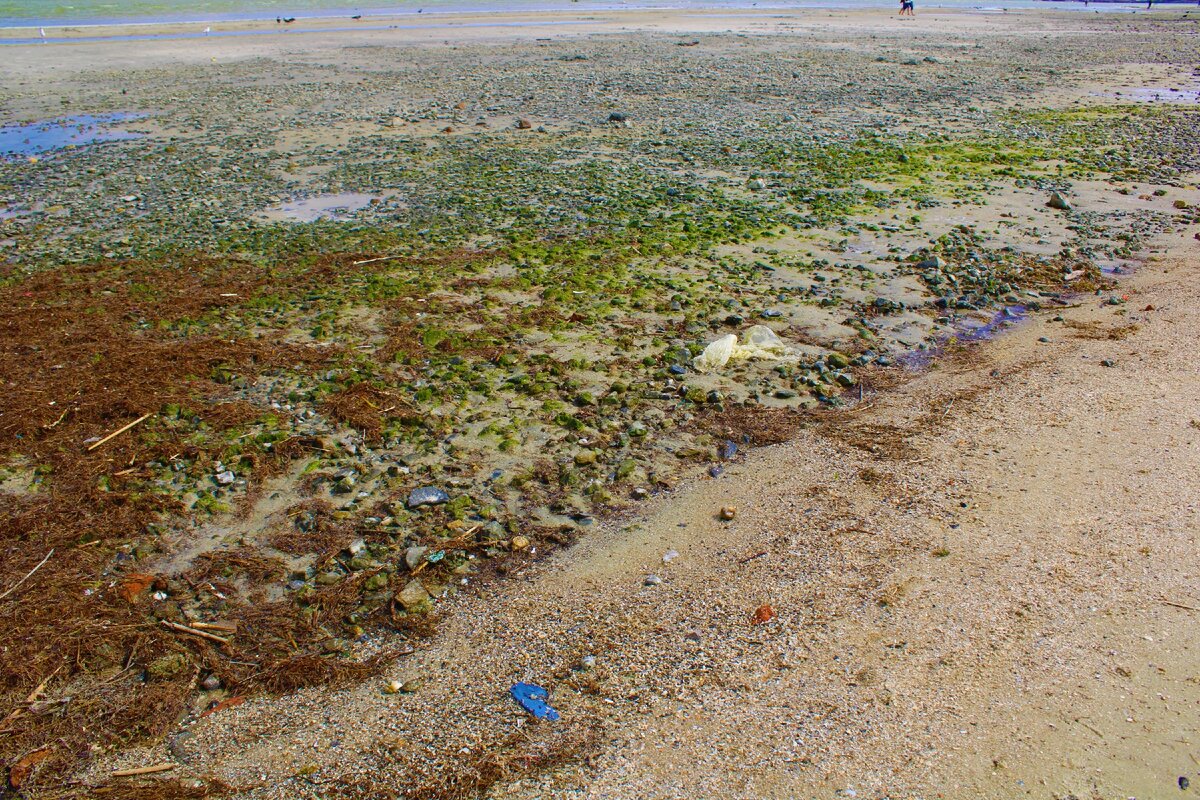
[579,654,597,670]
[1100,359,1115,367]
[719,440,738,460]
[347,538,366,557]
[631,487,649,500]
[510,535,531,551]
[365,572,389,591]
[574,449,598,465]
[515,118,532,129]
[396,579,431,612]
[644,575,662,586]
[200,675,221,691]
[607,111,628,123]
[400,678,424,693]
[747,178,766,190]
[407,486,449,508]
[915,255,944,269]
[316,571,343,585]
[1047,192,1072,210]
[827,352,850,369]
[214,470,235,485]
[405,546,428,570]
[147,653,189,679]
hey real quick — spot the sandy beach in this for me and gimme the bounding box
[0,5,1198,798]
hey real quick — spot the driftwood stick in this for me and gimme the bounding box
[351,254,405,266]
[1162,599,1200,612]
[111,764,176,777]
[160,620,230,645]
[0,548,54,601]
[86,413,153,452]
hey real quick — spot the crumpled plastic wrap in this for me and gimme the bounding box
[692,325,796,373]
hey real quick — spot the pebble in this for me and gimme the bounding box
[407,486,449,508]
[644,575,662,586]
[1047,191,1072,210]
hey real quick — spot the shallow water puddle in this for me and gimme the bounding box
[1109,87,1200,105]
[0,113,142,157]
[259,191,396,222]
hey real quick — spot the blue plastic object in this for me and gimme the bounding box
[509,682,560,721]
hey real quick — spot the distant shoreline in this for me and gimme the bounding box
[0,0,1170,34]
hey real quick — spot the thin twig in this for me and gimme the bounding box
[0,548,54,601]
[160,620,230,645]
[86,412,153,452]
[111,764,176,777]
[1162,599,1200,612]
[0,666,60,728]
[351,254,405,266]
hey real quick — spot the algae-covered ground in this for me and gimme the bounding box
[0,10,1198,794]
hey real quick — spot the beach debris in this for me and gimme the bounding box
[509,682,560,721]
[200,696,246,718]
[752,604,776,625]
[9,747,52,788]
[719,505,737,521]
[662,549,679,563]
[112,764,177,777]
[644,575,662,586]
[0,548,55,602]
[85,411,153,452]
[693,325,795,373]
[1047,191,1072,210]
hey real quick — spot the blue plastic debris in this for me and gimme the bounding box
[509,682,560,721]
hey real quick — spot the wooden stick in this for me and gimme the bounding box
[189,621,237,632]
[351,254,405,266]
[1162,599,1200,612]
[0,667,60,727]
[86,413,153,452]
[160,620,230,645]
[0,548,54,601]
[111,764,176,777]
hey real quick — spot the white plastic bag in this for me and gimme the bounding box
[692,325,795,373]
